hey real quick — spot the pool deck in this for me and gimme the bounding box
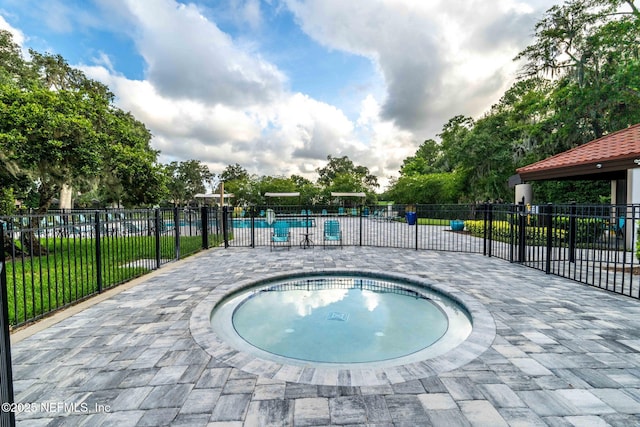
[10,246,640,426]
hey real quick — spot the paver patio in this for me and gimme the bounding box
[9,246,640,426]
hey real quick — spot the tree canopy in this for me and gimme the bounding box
[2,0,639,212]
[0,30,164,212]
[384,0,640,204]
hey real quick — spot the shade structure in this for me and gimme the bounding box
[194,193,235,199]
[330,192,366,198]
[194,193,234,206]
[264,192,300,197]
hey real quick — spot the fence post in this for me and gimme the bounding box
[94,212,103,293]
[222,206,229,248]
[545,203,553,274]
[568,202,576,263]
[414,207,419,250]
[173,207,180,260]
[250,207,255,249]
[359,207,363,247]
[0,230,16,427]
[482,203,488,256]
[518,198,527,263]
[201,206,209,249]
[154,209,161,269]
[487,203,493,257]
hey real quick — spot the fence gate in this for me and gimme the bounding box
[0,231,15,427]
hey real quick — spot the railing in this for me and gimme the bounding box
[0,207,224,327]
[226,203,640,299]
[1,202,638,328]
[0,231,15,427]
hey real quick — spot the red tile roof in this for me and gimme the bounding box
[516,123,640,181]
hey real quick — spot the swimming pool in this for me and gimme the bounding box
[232,218,316,228]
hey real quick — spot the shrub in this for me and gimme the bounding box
[465,220,566,245]
[551,216,607,243]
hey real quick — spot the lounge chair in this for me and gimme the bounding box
[271,221,291,251]
[323,220,342,249]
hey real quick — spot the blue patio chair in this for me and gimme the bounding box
[612,216,625,237]
[271,221,291,251]
[338,207,345,216]
[321,209,328,216]
[323,220,342,249]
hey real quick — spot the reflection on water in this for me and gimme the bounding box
[231,276,466,363]
[279,288,348,317]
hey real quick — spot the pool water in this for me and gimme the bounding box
[232,218,315,228]
[211,275,472,365]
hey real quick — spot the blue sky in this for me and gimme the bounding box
[0,0,558,189]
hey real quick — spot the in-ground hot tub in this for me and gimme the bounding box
[190,270,495,386]
[213,275,471,364]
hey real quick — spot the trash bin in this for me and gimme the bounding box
[405,212,417,225]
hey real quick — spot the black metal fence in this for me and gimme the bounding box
[1,203,638,329]
[226,203,640,299]
[225,204,485,251]
[0,231,14,427]
[0,207,225,328]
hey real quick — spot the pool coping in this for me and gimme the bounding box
[189,268,496,386]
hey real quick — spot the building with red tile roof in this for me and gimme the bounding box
[515,124,640,248]
[516,123,640,182]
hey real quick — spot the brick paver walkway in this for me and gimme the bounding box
[10,246,640,426]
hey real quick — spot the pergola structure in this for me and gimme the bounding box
[264,192,301,204]
[330,192,366,207]
[193,193,234,207]
[264,192,300,198]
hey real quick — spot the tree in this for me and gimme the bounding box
[383,171,464,204]
[0,83,104,212]
[0,30,33,87]
[437,116,474,172]
[0,188,15,215]
[0,31,165,211]
[98,110,165,207]
[219,164,256,206]
[516,0,640,141]
[399,139,443,176]
[316,155,379,204]
[164,160,214,206]
[220,163,249,182]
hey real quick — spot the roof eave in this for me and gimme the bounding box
[519,160,636,181]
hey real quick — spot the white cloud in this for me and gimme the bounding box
[112,0,286,107]
[77,0,416,189]
[282,0,556,137]
[3,0,559,192]
[0,14,27,52]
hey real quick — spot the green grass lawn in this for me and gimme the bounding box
[4,232,223,326]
